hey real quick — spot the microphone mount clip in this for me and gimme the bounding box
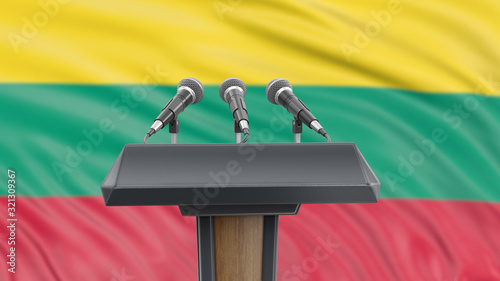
[169,119,179,144]
[293,118,303,143]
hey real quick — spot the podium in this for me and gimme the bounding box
[101,143,379,281]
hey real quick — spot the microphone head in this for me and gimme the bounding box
[266,78,292,105]
[219,77,247,102]
[178,78,204,104]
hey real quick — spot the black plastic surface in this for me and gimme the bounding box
[179,204,300,216]
[101,143,380,206]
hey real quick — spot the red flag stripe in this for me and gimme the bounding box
[1,197,499,281]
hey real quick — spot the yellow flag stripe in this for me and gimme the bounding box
[1,0,499,95]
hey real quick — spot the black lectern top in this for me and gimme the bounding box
[101,143,379,206]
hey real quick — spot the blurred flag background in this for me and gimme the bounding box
[1,0,500,280]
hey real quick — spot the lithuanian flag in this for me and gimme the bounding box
[1,0,499,280]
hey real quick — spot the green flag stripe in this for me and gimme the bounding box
[1,84,499,201]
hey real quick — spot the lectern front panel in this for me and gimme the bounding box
[101,143,379,206]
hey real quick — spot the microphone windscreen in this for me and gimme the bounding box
[266,78,292,105]
[219,78,247,102]
[178,78,204,104]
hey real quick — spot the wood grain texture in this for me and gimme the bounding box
[214,216,264,281]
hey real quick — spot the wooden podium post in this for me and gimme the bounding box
[195,213,280,281]
[214,216,264,281]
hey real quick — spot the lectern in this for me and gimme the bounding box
[101,143,379,281]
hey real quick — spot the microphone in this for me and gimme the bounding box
[144,78,204,143]
[219,78,250,143]
[266,78,331,142]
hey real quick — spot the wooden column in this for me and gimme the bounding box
[214,216,264,281]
